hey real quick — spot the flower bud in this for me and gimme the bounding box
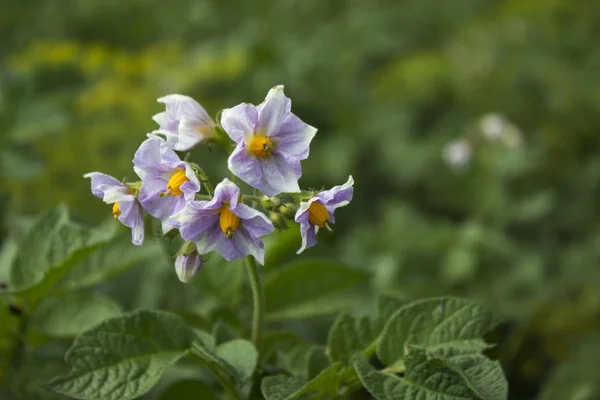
[269,211,288,230]
[175,250,203,283]
[279,203,298,219]
[261,195,282,209]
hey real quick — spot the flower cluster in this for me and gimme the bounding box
[85,86,354,282]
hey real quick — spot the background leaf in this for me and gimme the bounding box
[157,380,218,400]
[377,297,500,366]
[353,350,474,400]
[30,292,122,338]
[215,339,258,383]
[47,310,199,400]
[261,363,342,400]
[264,260,369,320]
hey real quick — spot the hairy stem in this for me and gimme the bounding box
[244,256,264,353]
[195,167,214,197]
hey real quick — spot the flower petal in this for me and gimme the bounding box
[175,117,209,151]
[139,192,184,234]
[297,222,317,254]
[84,172,127,201]
[133,137,171,180]
[232,203,274,237]
[228,143,262,189]
[221,103,258,143]
[193,220,223,255]
[257,152,301,197]
[270,113,317,160]
[317,175,354,208]
[257,85,289,136]
[117,200,145,246]
[217,227,265,264]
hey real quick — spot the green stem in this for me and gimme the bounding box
[195,167,214,197]
[193,352,241,400]
[241,195,263,203]
[244,256,264,353]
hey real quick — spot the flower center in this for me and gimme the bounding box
[166,169,188,196]
[112,202,121,219]
[249,136,273,157]
[219,203,241,239]
[308,202,329,227]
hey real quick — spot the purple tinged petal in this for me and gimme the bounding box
[133,137,171,179]
[316,175,354,208]
[297,222,317,254]
[84,172,145,246]
[181,163,202,202]
[217,227,265,264]
[270,113,317,159]
[175,252,203,283]
[84,172,124,199]
[221,103,258,143]
[231,203,274,237]
[172,201,218,240]
[118,199,145,246]
[211,178,241,208]
[140,193,186,234]
[228,143,262,188]
[193,220,223,255]
[257,85,288,136]
[257,153,301,197]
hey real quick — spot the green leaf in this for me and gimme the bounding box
[441,352,508,400]
[353,349,474,400]
[47,310,199,400]
[261,363,342,400]
[377,297,500,365]
[9,205,68,289]
[9,205,115,301]
[215,339,258,383]
[30,293,122,338]
[158,380,218,400]
[193,257,244,307]
[327,313,379,366]
[264,260,369,320]
[59,235,163,290]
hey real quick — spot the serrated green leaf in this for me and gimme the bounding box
[215,339,258,383]
[264,260,369,320]
[441,352,508,400]
[353,349,474,400]
[327,313,379,366]
[47,310,199,400]
[9,205,115,301]
[158,380,218,400]
[261,363,342,400]
[59,235,163,290]
[9,205,68,288]
[377,297,500,365]
[30,293,122,338]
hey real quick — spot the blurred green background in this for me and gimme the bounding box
[2,0,600,398]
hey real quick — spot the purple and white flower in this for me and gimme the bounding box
[152,94,216,151]
[294,176,354,254]
[84,172,144,246]
[221,85,317,197]
[133,136,201,233]
[172,179,274,264]
[175,250,203,283]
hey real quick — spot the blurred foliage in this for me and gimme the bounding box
[1,0,600,398]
